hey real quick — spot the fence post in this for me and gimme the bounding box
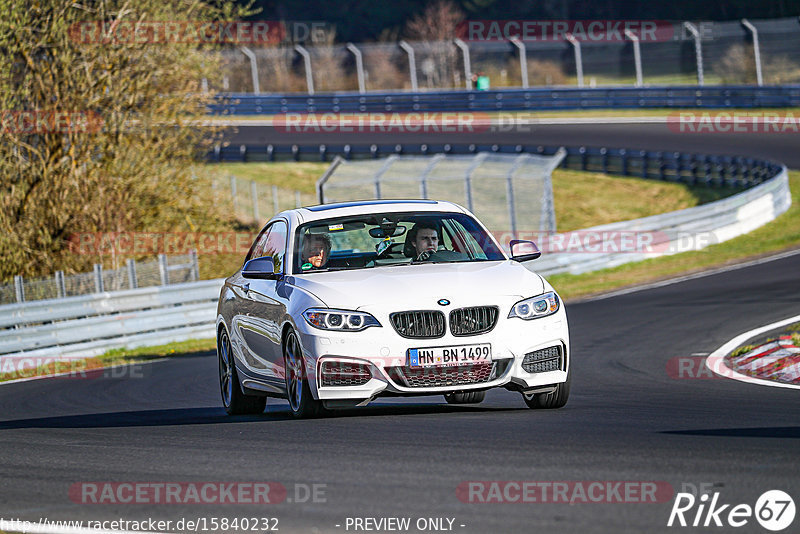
[251,180,259,222]
[55,270,66,298]
[239,46,260,94]
[14,275,24,303]
[294,44,315,95]
[566,33,584,88]
[464,153,488,213]
[510,38,528,89]
[683,22,705,86]
[454,38,472,90]
[127,258,138,289]
[741,19,763,86]
[346,43,366,93]
[190,249,200,281]
[93,264,104,293]
[158,254,169,285]
[624,29,643,87]
[295,190,302,208]
[272,185,279,215]
[399,41,419,91]
[373,155,399,200]
[230,175,237,213]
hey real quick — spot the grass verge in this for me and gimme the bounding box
[0,338,216,383]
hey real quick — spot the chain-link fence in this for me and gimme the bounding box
[212,176,317,223]
[210,17,800,94]
[1,253,198,305]
[318,151,565,246]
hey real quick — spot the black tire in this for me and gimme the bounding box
[444,390,486,404]
[523,372,571,409]
[218,328,266,415]
[283,330,325,418]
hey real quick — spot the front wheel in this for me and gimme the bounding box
[218,328,266,415]
[523,372,571,409]
[283,330,325,418]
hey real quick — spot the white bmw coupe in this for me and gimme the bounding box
[216,200,570,417]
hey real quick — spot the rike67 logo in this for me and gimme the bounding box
[668,490,795,531]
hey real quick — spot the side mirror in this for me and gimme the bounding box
[509,240,541,262]
[242,257,279,279]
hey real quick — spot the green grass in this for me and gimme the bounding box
[548,170,800,300]
[205,161,327,193]
[0,338,216,383]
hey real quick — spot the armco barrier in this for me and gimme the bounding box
[210,85,800,115]
[0,279,224,367]
[528,166,791,275]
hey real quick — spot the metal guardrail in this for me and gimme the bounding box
[210,85,800,115]
[529,166,791,275]
[0,279,224,367]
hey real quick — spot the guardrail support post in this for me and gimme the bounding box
[399,41,419,91]
[741,19,763,86]
[251,180,259,222]
[346,43,366,93]
[294,44,315,95]
[55,270,66,298]
[14,275,24,303]
[624,29,643,87]
[454,38,472,90]
[93,264,104,293]
[240,46,260,94]
[158,254,169,286]
[565,33,584,88]
[683,22,705,86]
[510,38,528,89]
[127,259,138,289]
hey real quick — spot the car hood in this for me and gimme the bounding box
[289,260,544,310]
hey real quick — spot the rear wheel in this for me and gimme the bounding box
[283,330,325,418]
[523,372,571,409]
[218,328,266,415]
[444,391,486,404]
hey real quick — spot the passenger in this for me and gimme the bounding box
[301,233,332,269]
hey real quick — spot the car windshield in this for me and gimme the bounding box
[293,211,505,273]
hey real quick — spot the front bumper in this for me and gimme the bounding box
[296,308,570,402]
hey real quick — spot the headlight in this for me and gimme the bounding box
[508,292,560,320]
[302,308,381,332]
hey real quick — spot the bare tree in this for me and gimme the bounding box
[404,0,465,89]
[0,0,251,279]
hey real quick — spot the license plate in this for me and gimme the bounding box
[408,344,491,368]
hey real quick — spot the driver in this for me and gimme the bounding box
[406,221,440,261]
[301,233,331,269]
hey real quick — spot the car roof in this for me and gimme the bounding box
[282,199,469,225]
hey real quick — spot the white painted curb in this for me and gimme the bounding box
[705,314,800,390]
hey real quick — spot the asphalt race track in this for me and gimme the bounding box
[1,124,798,533]
[224,122,800,169]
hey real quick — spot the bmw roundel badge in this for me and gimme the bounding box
[437,299,450,306]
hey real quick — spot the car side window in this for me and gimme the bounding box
[261,221,288,273]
